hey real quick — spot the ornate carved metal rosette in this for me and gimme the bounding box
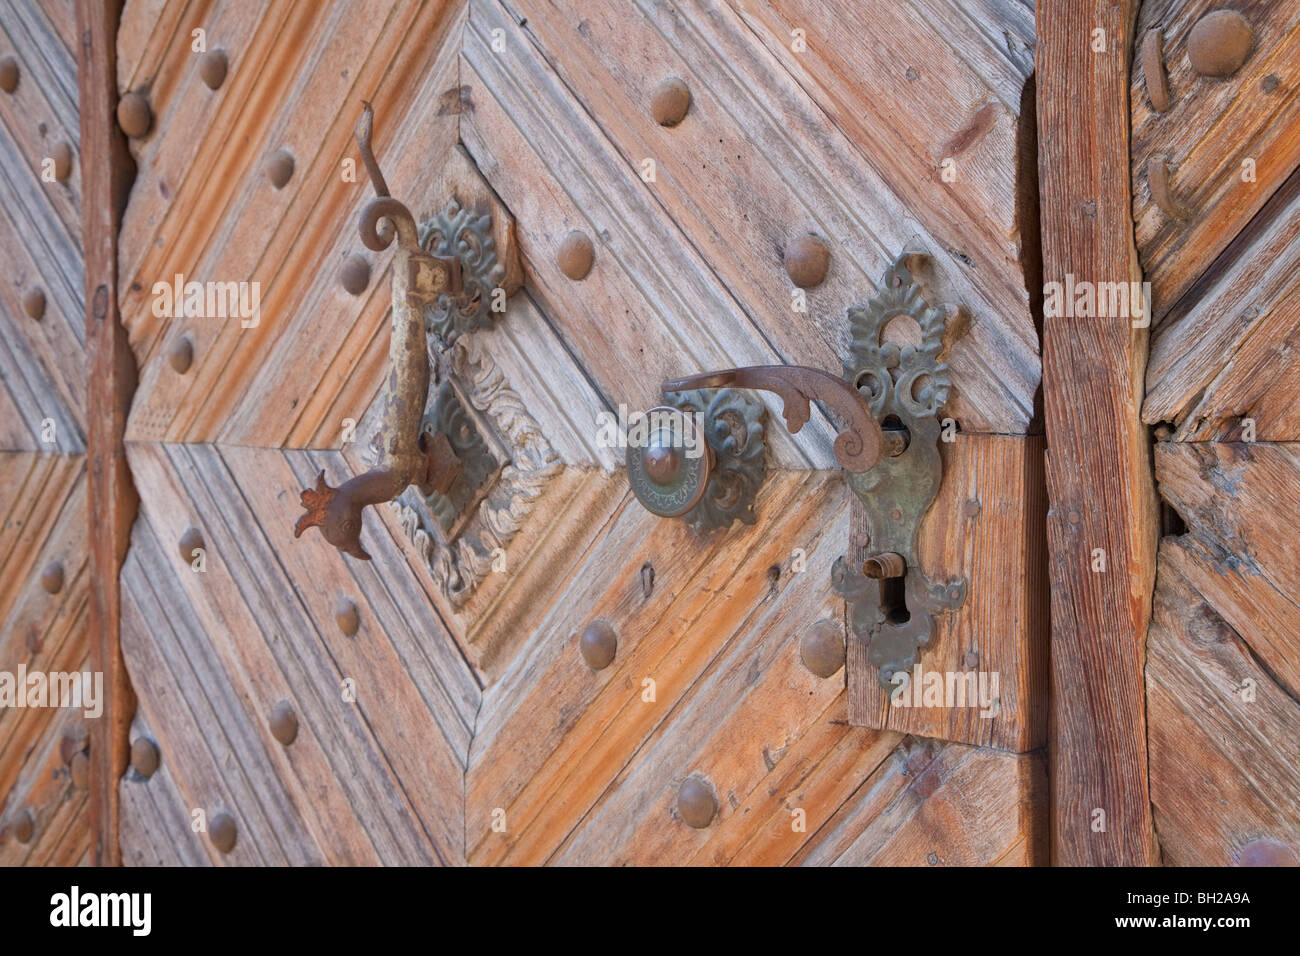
[833,255,968,687]
[663,387,766,532]
[418,200,505,346]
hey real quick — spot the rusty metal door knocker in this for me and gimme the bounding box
[294,103,505,559]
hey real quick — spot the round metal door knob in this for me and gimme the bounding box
[579,620,618,670]
[627,406,712,518]
[130,737,160,778]
[269,700,298,745]
[801,619,845,678]
[1187,10,1252,78]
[677,775,717,829]
[208,811,237,854]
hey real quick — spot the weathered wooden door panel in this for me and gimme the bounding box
[2,0,1056,867]
[0,0,90,864]
[1133,0,1300,865]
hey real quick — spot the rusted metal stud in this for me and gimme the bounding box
[130,737,160,778]
[1148,154,1188,220]
[51,141,73,182]
[208,811,237,853]
[1187,10,1253,79]
[339,254,370,295]
[167,335,194,373]
[39,560,64,594]
[863,552,907,579]
[266,148,294,189]
[268,700,298,746]
[199,49,228,90]
[178,526,205,564]
[1140,28,1171,113]
[0,55,18,94]
[22,287,45,321]
[11,808,35,844]
[962,498,981,518]
[784,233,830,288]
[556,230,594,280]
[60,727,88,764]
[116,90,152,139]
[578,619,617,670]
[800,618,845,678]
[677,775,717,829]
[334,596,360,636]
[1238,838,1299,867]
[70,751,90,789]
[650,76,691,127]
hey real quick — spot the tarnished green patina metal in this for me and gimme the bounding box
[662,387,766,532]
[626,406,713,519]
[832,255,967,687]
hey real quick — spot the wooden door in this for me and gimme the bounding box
[80,0,1047,867]
[6,0,1292,869]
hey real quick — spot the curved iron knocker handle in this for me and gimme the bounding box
[293,103,464,559]
[662,365,901,472]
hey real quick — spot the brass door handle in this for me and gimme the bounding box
[294,104,502,560]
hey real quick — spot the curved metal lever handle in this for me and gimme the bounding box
[294,103,464,560]
[663,365,885,472]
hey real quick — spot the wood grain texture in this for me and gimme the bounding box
[0,0,85,451]
[117,0,466,449]
[468,0,1039,437]
[1147,539,1300,866]
[79,0,139,867]
[0,454,90,866]
[848,435,1048,752]
[1131,0,1300,324]
[1038,0,1160,865]
[119,442,479,864]
[1142,167,1300,440]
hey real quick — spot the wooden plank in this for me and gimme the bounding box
[1143,168,1300,440]
[1132,0,1300,323]
[461,0,836,468]
[1038,0,1160,865]
[1147,544,1300,866]
[78,0,139,868]
[467,472,836,864]
[1156,441,1300,694]
[795,738,1046,865]
[848,435,1048,752]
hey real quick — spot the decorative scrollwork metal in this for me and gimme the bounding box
[419,201,505,347]
[663,387,767,532]
[835,255,967,687]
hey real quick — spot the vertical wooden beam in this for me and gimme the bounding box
[1037,1,1161,865]
[77,0,138,867]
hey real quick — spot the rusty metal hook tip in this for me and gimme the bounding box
[355,100,390,198]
